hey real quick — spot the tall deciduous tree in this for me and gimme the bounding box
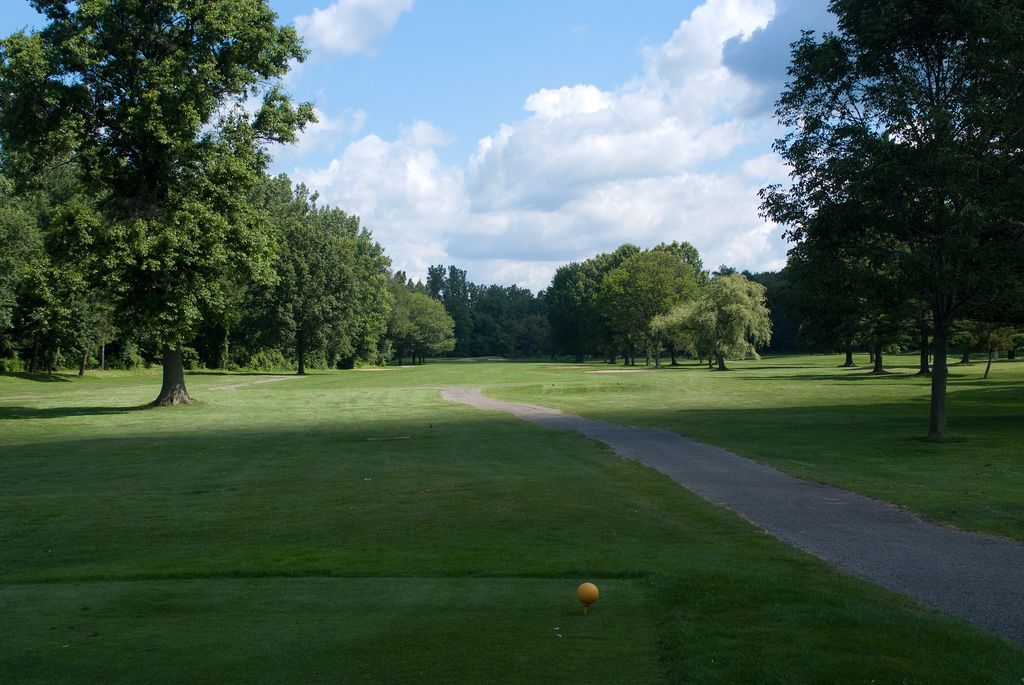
[762,0,1024,439]
[0,172,43,359]
[426,265,474,356]
[386,277,455,365]
[0,0,313,404]
[243,176,391,374]
[546,261,598,362]
[598,249,701,365]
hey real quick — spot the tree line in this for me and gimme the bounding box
[3,0,1021,441]
[761,0,1024,439]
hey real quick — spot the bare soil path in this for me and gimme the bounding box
[440,387,1024,646]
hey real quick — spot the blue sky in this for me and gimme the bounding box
[2,0,835,291]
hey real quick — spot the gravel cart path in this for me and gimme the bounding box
[440,387,1024,646]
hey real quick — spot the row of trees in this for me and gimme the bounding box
[0,1,454,403]
[423,265,549,358]
[3,0,1020,430]
[0,166,417,375]
[762,0,1024,439]
[544,242,773,369]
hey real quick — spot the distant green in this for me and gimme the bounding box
[1,359,1021,683]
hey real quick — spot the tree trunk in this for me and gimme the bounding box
[575,348,584,363]
[716,353,728,371]
[984,348,993,379]
[959,348,971,364]
[79,346,89,376]
[220,324,230,370]
[871,348,884,374]
[29,340,40,373]
[917,323,931,376]
[842,341,855,367]
[153,346,192,406]
[669,345,678,366]
[296,330,306,375]
[100,342,106,371]
[1008,347,1016,360]
[928,329,950,440]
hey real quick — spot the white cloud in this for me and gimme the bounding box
[295,0,413,55]
[268,107,367,169]
[740,152,787,180]
[292,121,461,278]
[293,0,793,291]
[524,85,612,119]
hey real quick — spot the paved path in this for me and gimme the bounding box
[440,387,1024,646]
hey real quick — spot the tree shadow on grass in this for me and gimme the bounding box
[1,372,73,383]
[755,372,928,383]
[0,405,150,420]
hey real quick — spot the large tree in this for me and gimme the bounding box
[427,265,474,357]
[0,0,313,404]
[387,277,455,365]
[762,0,1024,439]
[597,249,701,365]
[242,176,391,374]
[0,172,43,359]
[658,274,772,371]
[546,260,602,362]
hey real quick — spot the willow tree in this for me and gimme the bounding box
[657,274,771,371]
[0,0,313,405]
[762,0,1024,439]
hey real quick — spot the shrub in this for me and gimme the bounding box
[244,348,294,372]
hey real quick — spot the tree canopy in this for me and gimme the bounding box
[656,274,772,371]
[0,0,314,403]
[762,0,1024,439]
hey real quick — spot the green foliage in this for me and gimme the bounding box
[546,260,600,360]
[427,265,474,356]
[597,249,702,362]
[546,243,699,362]
[0,173,43,348]
[0,0,314,399]
[421,266,548,359]
[106,342,145,371]
[240,175,392,373]
[242,347,294,372]
[387,276,456,363]
[762,0,1024,437]
[745,269,801,353]
[658,274,771,370]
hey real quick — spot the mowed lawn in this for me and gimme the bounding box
[1,360,1022,683]
[488,354,1024,543]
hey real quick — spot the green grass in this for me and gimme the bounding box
[485,354,1024,542]
[1,363,1022,683]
